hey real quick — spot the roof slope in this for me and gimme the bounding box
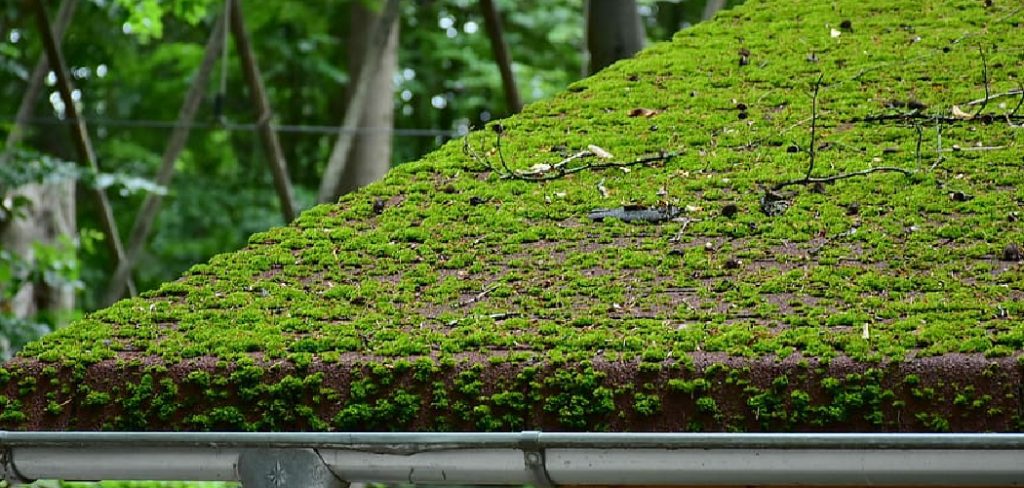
[3,0,1024,432]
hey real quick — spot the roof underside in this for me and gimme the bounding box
[3,0,1024,432]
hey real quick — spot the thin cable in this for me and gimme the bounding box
[0,115,462,137]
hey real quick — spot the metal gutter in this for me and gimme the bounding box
[3,431,1024,485]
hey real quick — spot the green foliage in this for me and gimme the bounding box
[0,151,79,194]
[0,149,166,199]
[112,0,218,42]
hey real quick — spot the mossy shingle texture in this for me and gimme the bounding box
[3,0,1024,432]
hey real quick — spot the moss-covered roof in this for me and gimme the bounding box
[3,0,1024,432]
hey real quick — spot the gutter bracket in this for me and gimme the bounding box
[237,448,345,488]
[1,447,29,486]
[519,431,554,488]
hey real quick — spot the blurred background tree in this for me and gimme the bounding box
[0,0,743,358]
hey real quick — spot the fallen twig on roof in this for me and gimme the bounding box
[965,88,1023,107]
[463,124,678,181]
[972,45,991,117]
[773,166,914,191]
[770,74,914,194]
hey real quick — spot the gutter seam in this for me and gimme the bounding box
[313,448,347,486]
[1,446,30,485]
[520,430,554,488]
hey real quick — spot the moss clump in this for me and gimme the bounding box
[542,365,616,430]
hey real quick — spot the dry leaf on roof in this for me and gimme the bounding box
[588,144,614,159]
[628,107,661,117]
[527,163,552,173]
[951,104,973,119]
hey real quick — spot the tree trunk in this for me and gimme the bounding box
[585,0,646,75]
[0,182,76,318]
[702,0,727,21]
[479,0,522,114]
[334,1,398,196]
[0,0,78,336]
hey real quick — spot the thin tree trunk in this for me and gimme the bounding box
[702,0,727,21]
[479,0,522,113]
[102,14,226,307]
[229,0,298,222]
[30,0,136,297]
[0,181,76,320]
[318,0,400,203]
[654,1,682,37]
[585,0,646,75]
[332,0,399,196]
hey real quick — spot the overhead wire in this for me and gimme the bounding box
[0,114,462,137]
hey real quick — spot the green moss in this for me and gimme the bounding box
[4,0,1024,433]
[333,389,421,431]
[696,396,719,415]
[815,369,890,426]
[543,366,615,429]
[634,392,662,416]
[915,412,952,432]
[0,396,26,423]
[17,376,37,396]
[42,399,62,416]
[11,0,1013,365]
[83,390,111,407]
[668,377,711,395]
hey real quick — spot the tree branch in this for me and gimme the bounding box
[965,88,1023,107]
[771,73,913,192]
[230,0,297,221]
[464,127,677,181]
[806,73,823,180]
[972,45,990,117]
[1010,81,1024,118]
[773,167,913,191]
